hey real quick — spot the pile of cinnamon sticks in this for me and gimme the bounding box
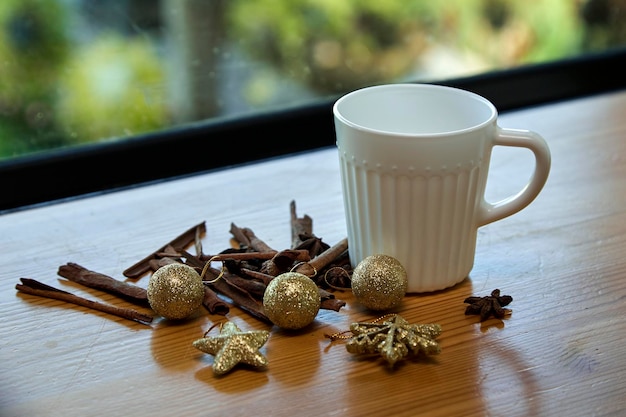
[122,201,351,323]
[16,201,352,325]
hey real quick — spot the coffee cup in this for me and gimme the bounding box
[334,83,551,292]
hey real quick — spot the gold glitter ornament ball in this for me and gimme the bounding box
[351,254,408,311]
[263,272,321,329]
[147,263,205,320]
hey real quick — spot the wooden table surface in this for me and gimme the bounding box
[1,90,625,417]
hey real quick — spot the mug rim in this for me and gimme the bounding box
[333,83,498,138]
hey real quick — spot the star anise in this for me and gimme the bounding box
[464,288,513,321]
[343,314,442,367]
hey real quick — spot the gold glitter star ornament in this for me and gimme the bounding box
[342,314,441,367]
[193,321,270,375]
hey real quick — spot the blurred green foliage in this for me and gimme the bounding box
[56,34,166,143]
[0,0,69,157]
[228,0,436,92]
[228,0,589,94]
[0,0,68,104]
[0,0,166,159]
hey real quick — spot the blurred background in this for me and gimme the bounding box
[0,0,624,160]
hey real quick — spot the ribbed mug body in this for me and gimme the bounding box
[337,127,491,292]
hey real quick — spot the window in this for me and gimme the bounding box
[1,0,625,211]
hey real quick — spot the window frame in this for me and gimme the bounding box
[1,47,625,213]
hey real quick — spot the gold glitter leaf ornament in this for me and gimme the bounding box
[193,321,270,375]
[345,314,441,367]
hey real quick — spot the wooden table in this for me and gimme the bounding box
[1,90,625,417]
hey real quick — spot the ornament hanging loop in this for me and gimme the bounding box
[324,329,353,341]
[203,320,224,337]
[324,314,398,341]
[372,313,398,323]
[290,261,317,278]
[200,256,226,283]
[323,266,352,290]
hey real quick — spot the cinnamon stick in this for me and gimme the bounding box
[123,222,206,278]
[16,278,153,325]
[148,257,178,271]
[321,298,347,312]
[155,244,184,260]
[223,274,267,299]
[239,268,273,286]
[228,223,252,248]
[229,224,274,252]
[178,250,205,269]
[294,238,349,277]
[203,286,229,315]
[203,267,270,323]
[290,200,313,248]
[58,263,148,304]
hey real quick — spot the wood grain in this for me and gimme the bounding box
[1,91,625,417]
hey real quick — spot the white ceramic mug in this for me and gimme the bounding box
[334,84,551,292]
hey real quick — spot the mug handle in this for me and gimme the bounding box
[477,127,551,227]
